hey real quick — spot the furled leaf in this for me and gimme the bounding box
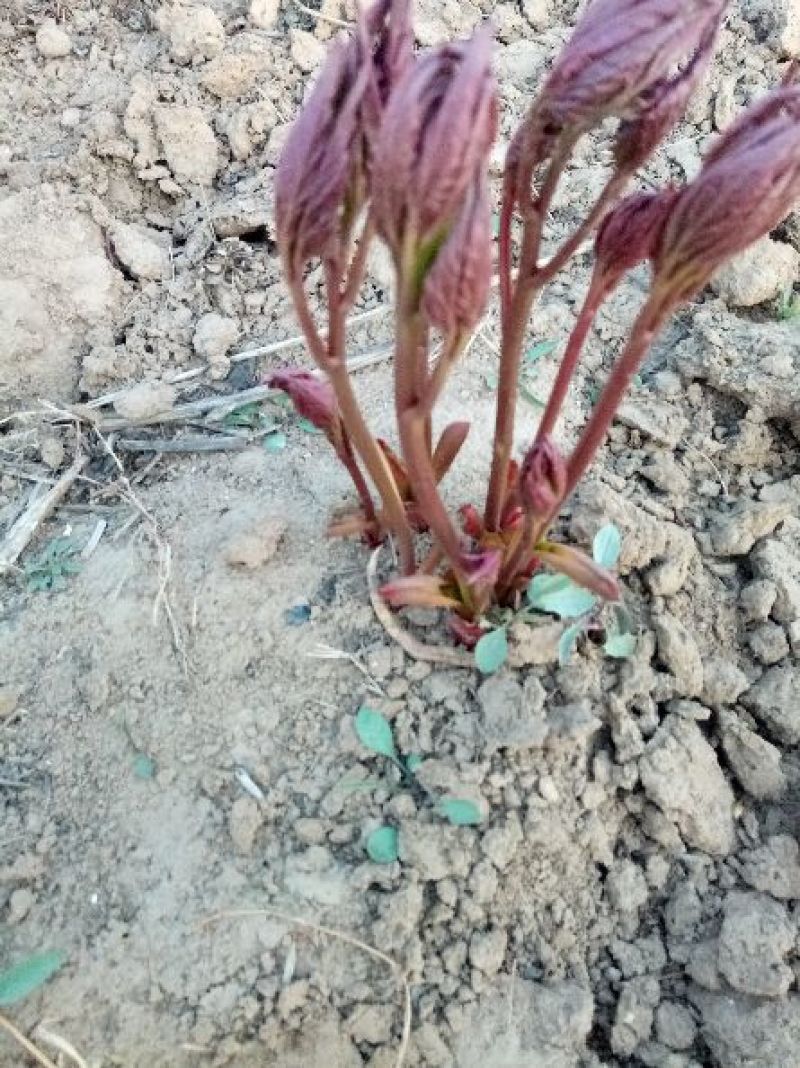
[527,574,597,619]
[558,622,585,666]
[355,706,396,759]
[0,951,65,1007]
[593,524,622,569]
[604,632,637,659]
[366,825,399,864]
[474,627,508,674]
[439,799,484,826]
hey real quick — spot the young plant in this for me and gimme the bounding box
[272,0,800,646]
[354,705,483,858]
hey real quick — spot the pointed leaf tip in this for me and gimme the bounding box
[355,706,397,758]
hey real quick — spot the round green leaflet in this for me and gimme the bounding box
[474,627,508,674]
[366,825,399,863]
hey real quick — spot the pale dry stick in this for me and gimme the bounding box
[230,306,389,364]
[0,452,87,576]
[289,0,351,29]
[34,1025,89,1068]
[92,346,394,433]
[201,907,411,1068]
[367,547,474,668]
[115,435,247,454]
[94,431,188,673]
[306,642,385,697]
[0,1013,59,1068]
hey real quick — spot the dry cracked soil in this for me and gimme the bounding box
[1,0,800,1066]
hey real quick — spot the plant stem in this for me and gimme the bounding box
[342,214,376,308]
[533,172,629,287]
[290,273,416,573]
[483,247,538,531]
[560,289,673,504]
[484,136,576,532]
[534,272,605,444]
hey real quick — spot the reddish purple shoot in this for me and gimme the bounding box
[271,0,800,633]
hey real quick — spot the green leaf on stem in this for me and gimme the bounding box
[366,825,399,864]
[558,621,585,666]
[439,799,484,826]
[474,627,508,674]
[527,574,597,619]
[0,951,65,1006]
[592,524,622,569]
[355,707,397,759]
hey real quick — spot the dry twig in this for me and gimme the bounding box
[34,1025,89,1068]
[0,1013,59,1068]
[367,547,474,667]
[0,452,87,576]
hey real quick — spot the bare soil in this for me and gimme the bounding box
[1,1,800,1066]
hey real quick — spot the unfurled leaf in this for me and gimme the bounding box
[558,621,585,666]
[0,951,65,1007]
[263,431,287,452]
[604,632,637,658]
[525,339,557,364]
[366,825,399,864]
[405,755,423,774]
[439,798,483,826]
[355,706,396,759]
[132,753,156,780]
[284,602,312,626]
[535,543,620,602]
[527,574,597,619]
[474,626,508,674]
[593,523,622,569]
[297,417,324,435]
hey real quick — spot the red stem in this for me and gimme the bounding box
[534,272,606,445]
[560,289,674,505]
[290,271,416,574]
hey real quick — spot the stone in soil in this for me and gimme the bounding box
[399,822,472,881]
[155,4,225,64]
[249,0,280,29]
[113,381,177,421]
[742,665,800,744]
[154,105,220,186]
[739,835,800,900]
[611,976,660,1057]
[639,715,734,854]
[751,530,800,623]
[710,501,791,557]
[693,992,800,1068]
[653,613,703,696]
[655,1001,696,1051]
[454,978,593,1068]
[711,236,799,307]
[110,221,169,281]
[717,891,794,998]
[193,312,240,379]
[36,19,72,58]
[477,674,547,750]
[718,709,786,801]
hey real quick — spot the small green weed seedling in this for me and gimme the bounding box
[776,287,800,322]
[24,536,82,592]
[354,706,483,863]
[0,950,64,1007]
[474,523,637,673]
